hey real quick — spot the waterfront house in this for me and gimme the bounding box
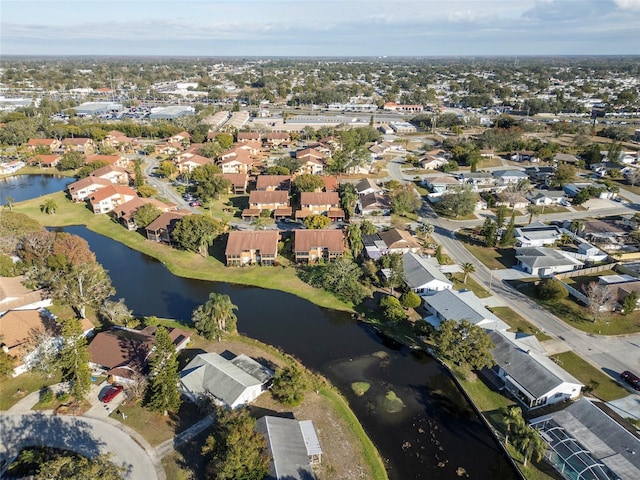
[225,230,279,266]
[422,289,509,331]
[180,352,273,408]
[32,154,61,168]
[145,211,190,244]
[67,176,112,202]
[0,276,50,315]
[402,252,453,295]
[90,164,130,185]
[294,230,344,263]
[88,185,138,214]
[114,197,174,231]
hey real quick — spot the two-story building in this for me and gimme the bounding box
[67,176,112,202]
[62,137,95,154]
[243,191,291,221]
[88,185,138,214]
[225,230,279,266]
[294,229,345,263]
[296,192,344,222]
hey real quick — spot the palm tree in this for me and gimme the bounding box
[462,262,476,284]
[501,406,525,446]
[526,205,539,225]
[570,219,583,235]
[516,426,546,467]
[4,196,14,211]
[40,199,57,215]
[417,222,434,239]
[192,292,238,340]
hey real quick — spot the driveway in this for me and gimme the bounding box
[0,413,160,479]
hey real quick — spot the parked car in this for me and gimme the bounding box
[621,370,640,391]
[99,384,123,403]
[189,201,203,207]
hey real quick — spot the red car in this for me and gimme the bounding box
[99,384,123,403]
[189,201,202,207]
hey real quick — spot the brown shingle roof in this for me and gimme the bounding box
[0,310,59,360]
[255,175,291,191]
[249,190,289,205]
[67,176,111,193]
[237,132,261,140]
[62,137,92,145]
[146,211,190,233]
[88,328,154,374]
[294,230,344,253]
[378,228,421,250]
[27,138,57,146]
[89,185,137,204]
[225,231,279,256]
[300,192,339,206]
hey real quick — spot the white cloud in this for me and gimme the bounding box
[614,0,640,10]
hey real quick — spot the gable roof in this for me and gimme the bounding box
[490,330,581,399]
[0,276,46,311]
[355,177,381,194]
[249,190,289,205]
[359,192,391,210]
[492,169,528,179]
[256,416,319,480]
[90,164,128,178]
[402,252,451,289]
[27,138,57,146]
[424,289,509,330]
[114,197,170,220]
[89,185,138,204]
[67,176,111,193]
[180,352,272,407]
[225,231,279,256]
[379,229,420,251]
[294,230,344,253]
[88,328,154,375]
[515,247,584,269]
[0,310,58,360]
[146,210,190,232]
[62,137,92,145]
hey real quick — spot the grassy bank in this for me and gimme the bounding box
[13,191,352,312]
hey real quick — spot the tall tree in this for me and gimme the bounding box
[462,262,476,284]
[583,282,615,322]
[622,291,639,316]
[172,214,223,257]
[52,262,114,318]
[391,185,421,217]
[500,405,526,446]
[500,212,516,246]
[437,186,477,218]
[515,426,546,467]
[58,317,91,400]
[345,222,363,258]
[133,204,162,228]
[202,407,270,480]
[526,204,540,225]
[292,173,324,192]
[270,364,308,407]
[99,298,133,327]
[192,292,238,340]
[39,198,57,215]
[435,319,495,370]
[145,327,182,415]
[338,182,358,220]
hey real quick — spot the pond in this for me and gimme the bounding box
[59,225,518,480]
[0,175,71,205]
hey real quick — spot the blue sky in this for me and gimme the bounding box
[2,0,639,56]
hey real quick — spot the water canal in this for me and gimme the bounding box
[9,175,518,479]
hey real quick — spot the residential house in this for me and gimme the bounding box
[357,192,392,216]
[355,178,383,196]
[89,185,138,214]
[220,173,248,194]
[225,230,279,266]
[32,154,61,168]
[368,141,392,159]
[579,219,628,247]
[323,176,339,192]
[219,147,254,174]
[402,252,453,295]
[492,169,529,185]
[363,229,421,259]
[515,222,563,247]
[530,398,640,480]
[510,151,540,162]
[496,191,529,210]
[67,176,112,202]
[458,172,496,191]
[294,230,344,263]
[90,164,130,185]
[86,154,129,168]
[88,326,189,384]
[424,175,459,194]
[553,153,579,164]
[256,416,322,480]
[418,153,448,170]
[422,289,509,330]
[62,137,95,154]
[145,210,190,244]
[295,148,326,175]
[515,247,584,276]
[25,138,61,152]
[154,142,181,156]
[264,132,291,149]
[176,154,213,173]
[167,131,191,146]
[237,131,261,143]
[102,130,135,151]
[525,166,555,184]
[296,192,344,221]
[527,189,568,206]
[255,175,292,192]
[489,330,582,409]
[243,191,291,220]
[1,309,92,376]
[180,352,273,408]
[114,197,174,231]
[0,276,50,314]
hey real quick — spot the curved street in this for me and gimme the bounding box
[0,413,160,479]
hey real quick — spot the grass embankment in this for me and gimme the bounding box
[550,351,628,402]
[451,367,560,480]
[491,306,553,341]
[13,191,352,312]
[513,279,640,335]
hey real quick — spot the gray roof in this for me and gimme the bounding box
[402,252,452,290]
[424,289,509,330]
[531,399,640,480]
[180,352,272,407]
[492,169,528,179]
[490,330,581,399]
[355,177,381,193]
[515,223,562,242]
[256,416,318,480]
[515,247,583,269]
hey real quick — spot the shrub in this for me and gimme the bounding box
[400,291,421,309]
[536,278,568,300]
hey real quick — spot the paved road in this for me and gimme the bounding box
[0,413,159,479]
[138,155,196,211]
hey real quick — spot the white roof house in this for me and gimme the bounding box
[422,289,509,331]
[489,330,582,409]
[402,252,453,295]
[530,398,640,480]
[180,352,273,409]
[256,416,322,480]
[515,222,563,247]
[515,247,584,276]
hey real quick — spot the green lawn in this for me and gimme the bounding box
[450,273,491,298]
[13,191,353,312]
[0,372,63,411]
[563,270,617,290]
[490,307,553,341]
[514,280,640,335]
[462,243,517,270]
[550,351,628,402]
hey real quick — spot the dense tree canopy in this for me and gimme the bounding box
[192,292,238,340]
[435,319,495,370]
[172,214,223,256]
